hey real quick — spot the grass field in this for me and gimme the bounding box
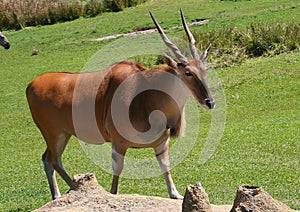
[0,0,299,211]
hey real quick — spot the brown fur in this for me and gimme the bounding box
[26,56,214,199]
[26,10,215,200]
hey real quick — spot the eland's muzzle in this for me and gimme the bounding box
[205,99,215,109]
[4,42,10,49]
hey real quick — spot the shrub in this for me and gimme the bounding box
[0,0,82,30]
[0,0,149,30]
[83,0,104,17]
[102,0,148,12]
[190,22,300,67]
[243,22,300,57]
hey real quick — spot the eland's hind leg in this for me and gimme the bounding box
[42,131,75,199]
[42,149,61,199]
[110,142,128,194]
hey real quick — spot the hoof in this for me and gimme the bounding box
[170,193,184,199]
[70,180,81,191]
[52,193,61,200]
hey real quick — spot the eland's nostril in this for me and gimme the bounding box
[205,99,215,109]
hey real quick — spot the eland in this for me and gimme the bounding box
[26,9,215,200]
[0,31,10,49]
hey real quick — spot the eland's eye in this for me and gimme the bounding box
[185,71,192,77]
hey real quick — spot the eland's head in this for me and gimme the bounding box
[150,9,215,109]
[0,31,10,50]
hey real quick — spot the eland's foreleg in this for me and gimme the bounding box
[154,139,183,199]
[110,143,127,194]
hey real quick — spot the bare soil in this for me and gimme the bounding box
[94,19,209,42]
[34,173,298,212]
[34,173,231,212]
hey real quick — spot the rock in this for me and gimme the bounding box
[182,182,212,212]
[72,173,105,192]
[230,184,294,212]
[31,49,39,56]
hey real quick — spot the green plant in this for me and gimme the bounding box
[0,0,83,29]
[243,22,300,57]
[0,0,149,30]
[189,22,300,67]
[83,0,104,17]
[103,0,148,12]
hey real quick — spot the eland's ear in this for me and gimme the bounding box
[163,54,177,70]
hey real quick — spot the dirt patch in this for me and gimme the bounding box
[94,19,209,42]
[34,173,297,212]
[34,173,231,212]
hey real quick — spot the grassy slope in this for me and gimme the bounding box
[0,0,299,211]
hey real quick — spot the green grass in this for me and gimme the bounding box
[0,0,300,211]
